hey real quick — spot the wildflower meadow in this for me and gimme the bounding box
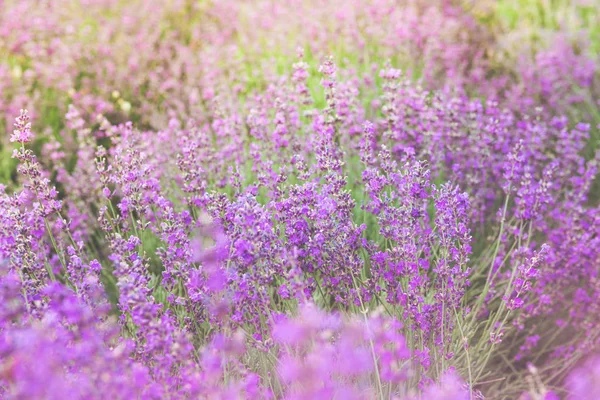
[1,1,599,399]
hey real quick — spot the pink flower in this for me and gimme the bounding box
[10,109,34,144]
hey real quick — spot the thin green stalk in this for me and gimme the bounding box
[468,191,511,329]
[351,272,385,400]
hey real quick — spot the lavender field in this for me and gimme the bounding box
[1,1,600,399]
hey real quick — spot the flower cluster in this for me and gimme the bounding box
[1,1,600,399]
